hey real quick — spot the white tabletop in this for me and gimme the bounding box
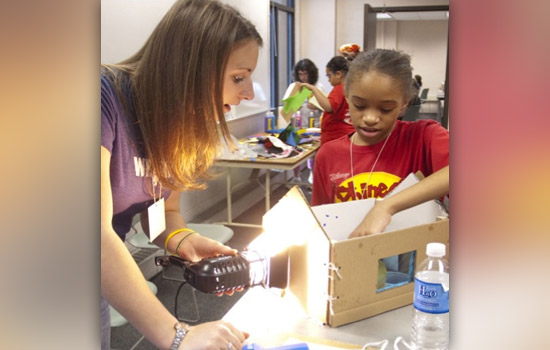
[223,287,413,349]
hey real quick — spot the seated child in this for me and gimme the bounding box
[311,49,449,238]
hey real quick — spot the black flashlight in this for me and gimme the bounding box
[155,250,288,294]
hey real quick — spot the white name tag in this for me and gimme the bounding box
[147,197,166,242]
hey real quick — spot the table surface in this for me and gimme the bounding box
[223,287,413,349]
[215,137,320,171]
[212,136,319,228]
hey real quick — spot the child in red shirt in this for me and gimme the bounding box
[312,49,449,237]
[298,56,356,145]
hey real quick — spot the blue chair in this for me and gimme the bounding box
[420,88,429,101]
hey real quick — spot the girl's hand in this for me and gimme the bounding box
[181,320,249,350]
[348,202,392,238]
[297,82,313,91]
[177,234,241,296]
[177,233,236,262]
[349,166,450,238]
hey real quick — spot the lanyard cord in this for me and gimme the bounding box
[151,175,162,203]
[349,130,392,200]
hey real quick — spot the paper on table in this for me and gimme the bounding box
[217,133,258,160]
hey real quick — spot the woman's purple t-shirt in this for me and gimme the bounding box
[101,73,170,239]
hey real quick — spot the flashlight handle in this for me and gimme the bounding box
[183,254,251,294]
[154,255,188,269]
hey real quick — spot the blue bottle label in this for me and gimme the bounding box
[265,115,274,132]
[413,278,449,314]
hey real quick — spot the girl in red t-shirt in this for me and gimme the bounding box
[312,49,449,238]
[298,56,356,145]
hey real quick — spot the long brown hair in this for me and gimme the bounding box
[103,0,262,191]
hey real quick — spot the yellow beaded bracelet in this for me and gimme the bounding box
[164,228,195,251]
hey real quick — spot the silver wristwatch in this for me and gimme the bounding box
[169,322,188,350]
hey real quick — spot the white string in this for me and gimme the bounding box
[349,130,392,201]
[360,336,414,350]
[361,339,388,350]
[325,262,343,280]
[324,292,339,316]
[393,336,413,350]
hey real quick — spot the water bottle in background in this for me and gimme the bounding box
[265,110,275,132]
[411,242,449,350]
[308,111,316,128]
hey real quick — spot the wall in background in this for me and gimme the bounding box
[100,0,172,64]
[378,20,448,99]
[339,0,448,99]
[296,0,337,93]
[335,0,449,45]
[298,0,449,99]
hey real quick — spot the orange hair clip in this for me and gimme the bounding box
[339,43,360,53]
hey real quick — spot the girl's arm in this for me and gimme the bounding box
[144,191,236,262]
[349,165,449,238]
[101,146,247,349]
[298,82,333,112]
[101,146,182,348]
[141,172,239,295]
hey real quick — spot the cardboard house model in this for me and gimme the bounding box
[260,173,449,327]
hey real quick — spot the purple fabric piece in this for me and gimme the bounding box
[101,72,170,239]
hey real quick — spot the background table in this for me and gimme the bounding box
[214,141,319,228]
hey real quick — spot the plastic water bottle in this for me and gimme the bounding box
[411,242,449,350]
[265,111,275,132]
[308,111,316,128]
